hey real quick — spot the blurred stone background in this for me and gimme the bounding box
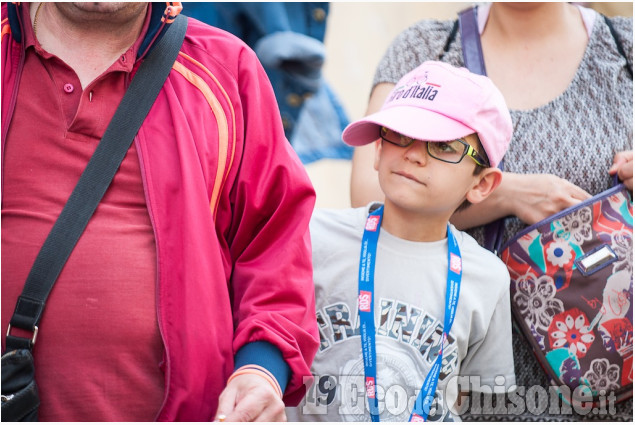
[306,2,633,209]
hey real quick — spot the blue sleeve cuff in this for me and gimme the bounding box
[234,341,291,394]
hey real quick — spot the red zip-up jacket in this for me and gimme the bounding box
[1,3,318,420]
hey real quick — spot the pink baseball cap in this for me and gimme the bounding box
[342,61,512,167]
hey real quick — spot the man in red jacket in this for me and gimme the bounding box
[1,2,318,421]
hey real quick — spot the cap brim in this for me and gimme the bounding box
[342,106,476,146]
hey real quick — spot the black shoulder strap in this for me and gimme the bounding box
[603,14,633,78]
[458,6,487,76]
[5,14,188,352]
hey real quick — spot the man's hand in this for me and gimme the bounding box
[609,150,633,191]
[214,373,286,422]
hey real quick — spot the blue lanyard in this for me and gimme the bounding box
[358,205,462,422]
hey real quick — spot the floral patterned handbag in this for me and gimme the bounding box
[500,183,633,406]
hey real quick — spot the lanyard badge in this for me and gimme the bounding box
[358,206,462,422]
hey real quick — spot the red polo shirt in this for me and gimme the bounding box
[1,4,164,421]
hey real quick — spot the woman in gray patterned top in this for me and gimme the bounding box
[349,2,632,421]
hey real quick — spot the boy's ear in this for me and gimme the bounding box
[373,139,382,171]
[466,168,503,204]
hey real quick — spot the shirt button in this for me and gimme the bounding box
[312,7,326,22]
[63,83,74,93]
[286,93,302,108]
[120,55,126,63]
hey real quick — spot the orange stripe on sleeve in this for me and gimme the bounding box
[177,52,237,217]
[172,60,229,220]
[1,22,11,41]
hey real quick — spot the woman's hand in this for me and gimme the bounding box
[502,173,591,225]
[609,150,633,191]
[452,172,591,229]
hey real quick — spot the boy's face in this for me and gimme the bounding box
[374,131,486,219]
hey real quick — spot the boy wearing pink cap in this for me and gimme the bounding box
[287,61,516,422]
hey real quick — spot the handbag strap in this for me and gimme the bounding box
[5,14,188,352]
[603,14,633,78]
[437,19,459,62]
[458,6,486,76]
[458,6,505,253]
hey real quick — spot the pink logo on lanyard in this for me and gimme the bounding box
[359,291,372,312]
[365,216,380,231]
[410,413,425,422]
[365,377,376,398]
[450,253,462,274]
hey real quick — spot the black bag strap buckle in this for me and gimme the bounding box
[5,295,43,351]
[6,325,39,348]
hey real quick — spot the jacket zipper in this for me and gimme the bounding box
[134,133,171,421]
